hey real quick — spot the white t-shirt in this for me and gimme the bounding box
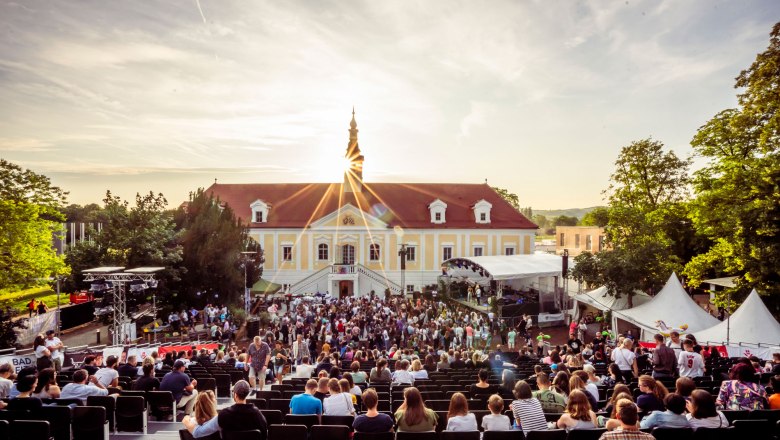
[94,367,119,387]
[611,348,636,371]
[446,413,478,431]
[677,351,704,378]
[295,364,314,378]
[482,414,512,431]
[686,411,728,429]
[45,337,63,361]
[667,340,682,356]
[323,392,354,416]
[584,382,600,402]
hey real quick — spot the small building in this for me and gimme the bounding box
[555,226,607,256]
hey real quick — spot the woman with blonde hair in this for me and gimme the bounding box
[604,393,635,430]
[569,375,598,410]
[324,378,355,415]
[410,359,428,380]
[445,392,477,431]
[182,390,217,435]
[636,375,668,413]
[395,387,437,432]
[555,389,597,431]
[437,353,450,371]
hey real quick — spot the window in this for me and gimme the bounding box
[282,283,291,292]
[405,246,416,262]
[559,233,565,246]
[442,246,453,262]
[429,199,447,224]
[575,234,581,248]
[505,247,515,256]
[254,211,263,223]
[480,213,486,222]
[598,235,606,251]
[317,243,329,261]
[369,243,381,261]
[406,284,414,293]
[473,246,483,257]
[342,244,355,265]
[250,199,270,224]
[435,212,441,222]
[473,199,492,224]
[586,235,592,251]
[282,245,292,261]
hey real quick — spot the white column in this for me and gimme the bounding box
[359,231,365,265]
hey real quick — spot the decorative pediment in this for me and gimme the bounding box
[309,203,388,229]
[428,198,447,224]
[249,199,270,223]
[472,199,492,224]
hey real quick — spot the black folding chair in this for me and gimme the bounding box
[321,415,355,429]
[86,395,116,431]
[37,404,72,440]
[651,427,693,440]
[0,420,8,440]
[311,424,350,440]
[269,424,307,440]
[269,398,291,415]
[115,395,147,433]
[214,374,232,397]
[733,419,772,436]
[284,414,320,430]
[353,433,395,440]
[564,429,607,440]
[525,430,567,440]
[72,406,108,440]
[248,398,268,409]
[690,427,734,440]
[223,430,264,440]
[441,431,480,440]
[260,409,283,426]
[11,420,51,440]
[146,391,175,421]
[483,431,526,440]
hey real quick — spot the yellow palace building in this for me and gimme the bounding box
[206,111,537,297]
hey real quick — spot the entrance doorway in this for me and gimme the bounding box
[339,280,353,298]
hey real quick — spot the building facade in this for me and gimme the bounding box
[206,112,537,297]
[555,226,607,256]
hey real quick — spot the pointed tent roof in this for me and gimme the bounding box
[693,289,780,346]
[574,286,652,312]
[612,273,720,337]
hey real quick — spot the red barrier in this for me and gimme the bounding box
[158,343,220,356]
[637,341,728,357]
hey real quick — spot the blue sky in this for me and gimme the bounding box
[0,0,777,208]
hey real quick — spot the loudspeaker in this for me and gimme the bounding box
[246,318,261,339]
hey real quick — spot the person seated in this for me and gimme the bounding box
[353,388,394,433]
[603,391,635,431]
[295,356,315,379]
[31,368,61,399]
[450,352,466,369]
[674,376,696,399]
[181,391,217,436]
[636,375,668,413]
[349,361,368,384]
[532,373,565,413]
[436,353,450,371]
[395,387,437,432]
[369,358,392,382]
[160,360,199,417]
[314,377,330,402]
[556,389,598,431]
[60,369,110,403]
[391,359,415,384]
[7,371,42,412]
[94,355,120,388]
[640,393,690,429]
[410,359,429,380]
[481,394,511,431]
[569,375,599,410]
[686,389,729,430]
[599,400,655,440]
[769,375,780,409]
[716,363,767,410]
[289,379,323,416]
[133,362,161,392]
[323,378,355,416]
[184,380,268,438]
[445,392,478,431]
[469,369,495,397]
[117,355,139,380]
[510,380,548,435]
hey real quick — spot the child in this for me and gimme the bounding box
[769,375,780,409]
[482,394,512,431]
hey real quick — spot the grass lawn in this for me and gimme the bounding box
[0,285,59,316]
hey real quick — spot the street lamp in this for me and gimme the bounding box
[395,226,407,296]
[241,251,257,316]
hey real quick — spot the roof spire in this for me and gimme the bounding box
[344,108,364,192]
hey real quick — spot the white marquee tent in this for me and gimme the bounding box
[694,289,780,347]
[573,286,652,317]
[444,253,569,281]
[611,273,720,341]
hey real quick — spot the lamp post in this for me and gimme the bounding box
[241,251,257,316]
[395,227,407,296]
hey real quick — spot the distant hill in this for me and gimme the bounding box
[534,207,602,220]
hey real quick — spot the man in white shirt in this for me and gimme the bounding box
[666,331,683,357]
[677,339,704,378]
[94,355,120,388]
[391,359,415,384]
[44,330,65,372]
[295,356,315,378]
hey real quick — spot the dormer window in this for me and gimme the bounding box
[250,199,270,224]
[473,199,492,224]
[428,199,447,224]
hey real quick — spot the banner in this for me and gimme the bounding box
[158,343,219,356]
[0,354,36,373]
[102,346,125,363]
[16,311,57,345]
[724,345,779,360]
[63,348,102,369]
[638,342,730,358]
[127,345,161,362]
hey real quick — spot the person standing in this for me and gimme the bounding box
[292,334,309,365]
[610,339,638,383]
[507,327,517,351]
[677,339,704,379]
[246,335,271,393]
[651,333,677,379]
[271,341,288,385]
[667,331,683,357]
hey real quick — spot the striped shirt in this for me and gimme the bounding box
[510,398,548,434]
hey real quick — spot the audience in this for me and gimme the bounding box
[369,358,392,382]
[636,375,668,413]
[160,360,199,417]
[640,393,690,429]
[510,380,548,434]
[7,370,42,412]
[133,363,161,392]
[687,389,730,429]
[31,368,61,399]
[555,389,598,431]
[94,355,120,388]
[600,399,655,440]
[533,372,565,413]
[395,387,437,432]
[60,368,110,403]
[182,391,218,436]
[716,362,767,410]
[445,392,478,431]
[353,388,394,432]
[0,363,13,399]
[289,379,323,416]
[769,375,780,409]
[185,380,267,438]
[323,378,355,415]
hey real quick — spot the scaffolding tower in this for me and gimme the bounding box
[83,266,163,345]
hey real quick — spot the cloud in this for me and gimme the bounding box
[0,137,54,151]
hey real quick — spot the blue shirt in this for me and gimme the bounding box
[640,410,690,429]
[160,370,192,402]
[289,393,323,415]
[193,416,220,438]
[60,382,109,403]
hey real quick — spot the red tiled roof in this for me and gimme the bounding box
[205,182,537,230]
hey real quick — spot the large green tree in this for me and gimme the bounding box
[0,160,69,289]
[572,139,695,306]
[684,23,780,316]
[174,189,263,306]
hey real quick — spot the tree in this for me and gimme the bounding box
[683,22,780,316]
[552,215,578,227]
[579,207,610,227]
[0,160,69,289]
[0,306,26,349]
[174,189,261,306]
[491,187,520,211]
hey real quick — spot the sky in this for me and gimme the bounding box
[0,0,777,209]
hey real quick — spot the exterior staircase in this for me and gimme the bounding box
[356,264,403,295]
[289,264,403,296]
[289,266,331,295]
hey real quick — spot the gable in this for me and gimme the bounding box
[309,203,388,230]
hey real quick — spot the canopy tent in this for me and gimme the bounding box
[703,276,737,288]
[611,273,720,341]
[693,289,780,347]
[573,286,652,314]
[443,253,569,282]
[250,278,283,295]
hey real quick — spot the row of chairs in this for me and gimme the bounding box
[0,406,110,440]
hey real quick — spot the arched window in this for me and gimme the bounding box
[369,243,381,261]
[317,243,329,261]
[342,244,355,265]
